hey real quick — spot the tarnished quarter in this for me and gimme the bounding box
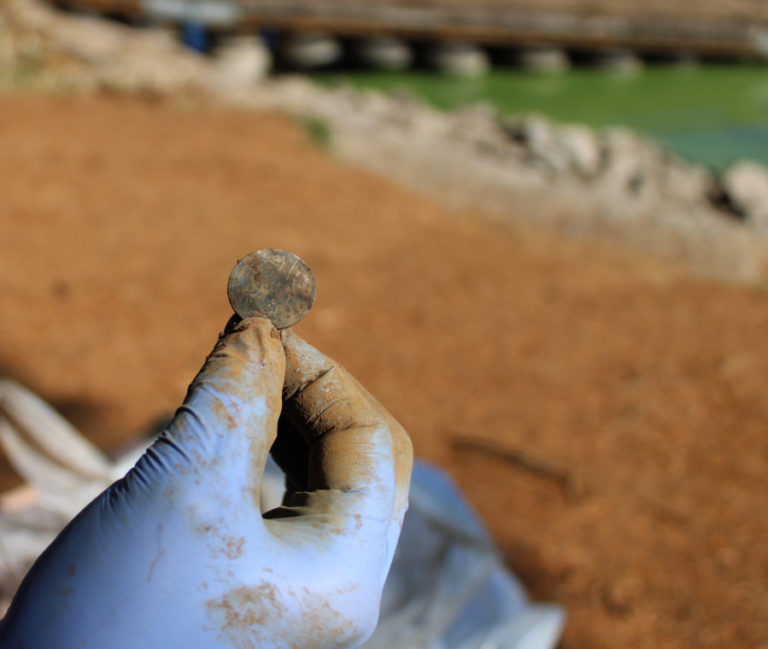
[227,249,316,329]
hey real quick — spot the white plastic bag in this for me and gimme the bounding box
[358,461,563,649]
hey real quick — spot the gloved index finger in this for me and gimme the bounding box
[159,316,286,506]
[279,331,411,527]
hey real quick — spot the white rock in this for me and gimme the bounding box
[1,0,213,93]
[213,35,271,91]
[444,104,527,162]
[721,160,768,233]
[508,115,571,175]
[593,49,643,74]
[515,115,554,151]
[554,125,602,177]
[514,46,570,73]
[600,127,650,193]
[661,157,713,206]
[280,32,341,69]
[48,14,128,63]
[428,42,489,77]
[451,103,499,137]
[355,37,413,70]
[5,0,51,32]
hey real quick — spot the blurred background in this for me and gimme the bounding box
[1,1,768,647]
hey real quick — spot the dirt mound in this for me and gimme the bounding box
[1,93,767,649]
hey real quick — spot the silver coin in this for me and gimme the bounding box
[227,249,316,329]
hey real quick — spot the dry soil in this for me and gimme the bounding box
[0,92,766,649]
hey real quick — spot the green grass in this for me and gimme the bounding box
[1,54,44,89]
[299,115,333,150]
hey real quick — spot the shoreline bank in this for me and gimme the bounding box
[4,0,768,281]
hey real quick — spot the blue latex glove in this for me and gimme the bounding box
[0,317,413,649]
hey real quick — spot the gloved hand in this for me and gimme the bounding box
[0,316,413,649]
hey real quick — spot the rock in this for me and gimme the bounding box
[554,125,602,178]
[428,42,490,77]
[600,127,651,194]
[451,103,499,137]
[672,52,699,68]
[753,30,768,58]
[47,14,129,63]
[0,0,214,93]
[4,0,51,32]
[503,116,601,178]
[506,115,562,174]
[279,32,341,69]
[513,46,570,73]
[660,156,713,206]
[592,49,643,73]
[446,103,525,161]
[721,160,768,234]
[212,35,271,91]
[354,37,413,70]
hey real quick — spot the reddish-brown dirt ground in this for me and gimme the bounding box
[0,92,766,649]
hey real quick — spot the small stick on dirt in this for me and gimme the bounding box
[451,435,580,498]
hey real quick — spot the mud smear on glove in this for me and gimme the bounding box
[206,581,362,649]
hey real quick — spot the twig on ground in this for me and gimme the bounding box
[451,435,583,500]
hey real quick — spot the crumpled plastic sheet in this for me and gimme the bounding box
[0,379,565,648]
[358,461,564,649]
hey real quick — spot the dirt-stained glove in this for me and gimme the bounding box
[0,316,413,649]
